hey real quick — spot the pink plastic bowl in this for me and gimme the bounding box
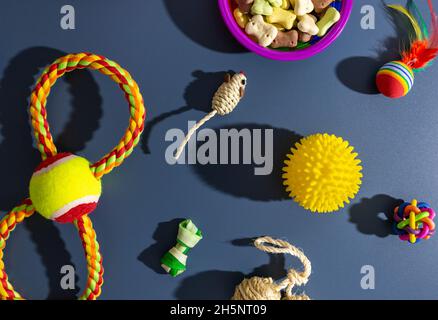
[218,0,354,61]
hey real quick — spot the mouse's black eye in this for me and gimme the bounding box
[241,79,246,85]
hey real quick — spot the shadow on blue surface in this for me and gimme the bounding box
[192,124,302,201]
[174,237,288,300]
[335,34,403,95]
[231,237,287,279]
[163,0,246,53]
[349,194,403,238]
[0,46,103,299]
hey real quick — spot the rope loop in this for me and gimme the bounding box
[29,52,146,179]
[232,236,311,300]
[0,200,103,300]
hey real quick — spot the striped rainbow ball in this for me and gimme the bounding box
[29,153,102,223]
[376,61,414,99]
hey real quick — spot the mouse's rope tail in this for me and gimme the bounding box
[174,76,243,160]
[254,237,312,300]
[174,110,217,159]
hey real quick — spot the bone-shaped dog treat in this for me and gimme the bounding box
[266,7,297,30]
[234,8,249,28]
[251,0,274,15]
[245,14,278,47]
[236,0,254,14]
[311,0,334,13]
[251,0,283,15]
[316,6,340,37]
[297,14,319,35]
[271,29,299,48]
[294,0,314,16]
[299,31,312,42]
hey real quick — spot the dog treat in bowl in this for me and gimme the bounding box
[232,0,341,49]
[246,15,279,47]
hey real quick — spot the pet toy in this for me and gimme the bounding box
[174,72,247,159]
[0,53,145,299]
[282,133,362,213]
[161,219,202,277]
[393,199,436,244]
[376,0,438,98]
[232,236,311,300]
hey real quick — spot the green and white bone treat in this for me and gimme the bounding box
[161,219,203,277]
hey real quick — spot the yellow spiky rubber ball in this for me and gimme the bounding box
[282,133,363,213]
[29,153,102,223]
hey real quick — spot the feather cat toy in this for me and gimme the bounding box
[376,0,438,98]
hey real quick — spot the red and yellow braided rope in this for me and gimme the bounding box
[0,53,146,300]
[30,52,146,179]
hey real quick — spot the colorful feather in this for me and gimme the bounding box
[427,0,438,49]
[389,0,438,71]
[388,3,423,40]
[402,40,438,70]
[407,0,429,39]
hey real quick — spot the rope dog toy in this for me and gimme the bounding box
[174,72,247,159]
[161,219,202,277]
[0,53,145,299]
[232,236,311,300]
[376,0,438,98]
[393,199,436,244]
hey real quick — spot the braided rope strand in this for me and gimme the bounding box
[75,216,104,300]
[29,53,146,180]
[0,199,34,300]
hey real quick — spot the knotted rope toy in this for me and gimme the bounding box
[376,0,438,98]
[232,236,311,301]
[161,219,202,277]
[393,199,436,244]
[174,72,247,159]
[0,53,145,299]
[282,133,363,213]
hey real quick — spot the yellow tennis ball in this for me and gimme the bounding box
[282,133,363,213]
[29,153,102,223]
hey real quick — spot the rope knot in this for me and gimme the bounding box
[232,236,312,301]
[232,277,281,300]
[286,269,309,287]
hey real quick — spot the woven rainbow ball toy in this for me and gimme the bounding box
[393,199,436,244]
[376,61,414,99]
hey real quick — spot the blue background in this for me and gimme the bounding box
[0,0,437,300]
